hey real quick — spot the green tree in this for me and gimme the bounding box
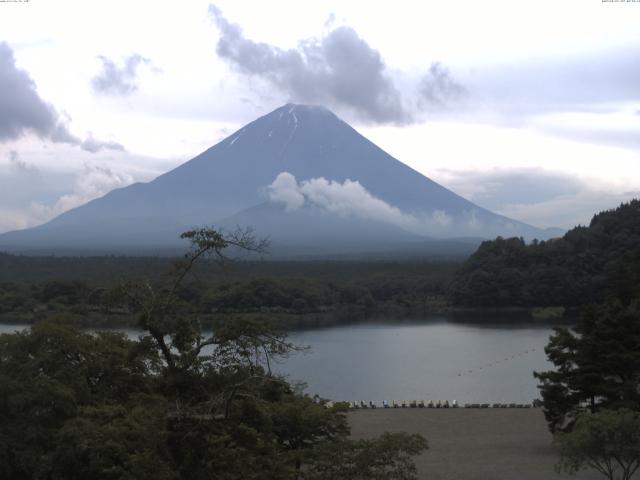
[0,227,428,479]
[270,395,350,473]
[555,409,640,480]
[534,300,640,432]
[0,318,157,479]
[305,432,428,480]
[51,396,177,480]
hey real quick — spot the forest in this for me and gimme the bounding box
[449,200,640,308]
[0,254,456,329]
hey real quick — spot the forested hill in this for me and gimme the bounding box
[449,200,640,307]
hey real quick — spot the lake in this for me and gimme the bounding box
[281,319,555,404]
[0,317,557,404]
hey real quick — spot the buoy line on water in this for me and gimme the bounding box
[455,347,538,377]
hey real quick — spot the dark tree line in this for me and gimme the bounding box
[449,200,640,307]
[0,258,455,328]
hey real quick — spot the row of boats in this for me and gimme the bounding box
[325,400,534,409]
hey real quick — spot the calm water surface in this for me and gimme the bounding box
[0,318,556,404]
[280,318,555,404]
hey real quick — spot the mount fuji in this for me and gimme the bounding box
[0,104,560,256]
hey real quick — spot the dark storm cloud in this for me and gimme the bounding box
[91,54,154,96]
[0,41,78,143]
[419,62,467,110]
[209,5,411,124]
[0,42,126,153]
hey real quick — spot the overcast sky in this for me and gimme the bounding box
[0,0,638,233]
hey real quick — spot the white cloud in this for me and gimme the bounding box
[8,150,38,176]
[0,208,34,233]
[29,164,133,222]
[266,172,304,211]
[496,190,640,230]
[431,209,453,227]
[0,157,135,233]
[428,167,640,229]
[466,209,481,230]
[266,172,460,235]
[267,171,420,229]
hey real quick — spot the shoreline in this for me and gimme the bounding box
[0,305,575,331]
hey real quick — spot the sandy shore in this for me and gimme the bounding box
[348,408,604,480]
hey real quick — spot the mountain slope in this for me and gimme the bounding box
[0,104,556,255]
[219,202,425,256]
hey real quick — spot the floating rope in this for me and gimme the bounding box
[456,348,537,377]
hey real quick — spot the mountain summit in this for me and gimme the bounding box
[0,104,557,255]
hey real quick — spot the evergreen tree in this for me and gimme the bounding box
[534,300,640,432]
